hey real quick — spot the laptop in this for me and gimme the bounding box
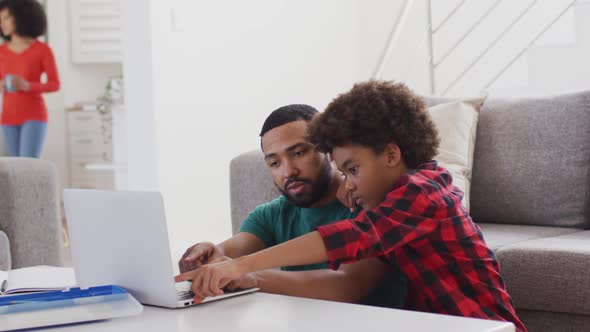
[63,189,258,308]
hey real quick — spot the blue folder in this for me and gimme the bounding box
[0,285,143,330]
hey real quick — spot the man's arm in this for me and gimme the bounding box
[252,258,392,303]
[218,232,266,258]
[178,232,266,272]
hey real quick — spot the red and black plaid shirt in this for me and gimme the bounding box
[317,161,526,332]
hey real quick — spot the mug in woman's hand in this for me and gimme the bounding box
[4,74,17,93]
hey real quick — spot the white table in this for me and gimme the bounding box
[35,292,514,332]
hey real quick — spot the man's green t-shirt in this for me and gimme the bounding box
[239,196,354,271]
[239,195,407,309]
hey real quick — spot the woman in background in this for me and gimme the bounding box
[0,0,59,158]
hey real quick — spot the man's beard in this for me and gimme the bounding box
[277,157,332,208]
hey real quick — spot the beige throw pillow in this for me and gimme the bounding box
[428,97,485,210]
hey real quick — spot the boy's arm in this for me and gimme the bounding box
[244,258,392,303]
[315,207,439,269]
[178,233,265,272]
[176,231,390,300]
[177,204,437,297]
[179,200,276,272]
[237,231,328,272]
[218,232,266,258]
[176,231,337,301]
[237,205,439,273]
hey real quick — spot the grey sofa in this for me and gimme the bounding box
[229,90,590,332]
[0,158,64,270]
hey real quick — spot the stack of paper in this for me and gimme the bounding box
[0,266,76,295]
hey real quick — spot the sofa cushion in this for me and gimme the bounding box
[0,230,10,270]
[422,96,454,107]
[470,90,590,228]
[478,223,580,251]
[0,157,63,268]
[495,230,590,316]
[429,98,484,210]
[517,309,590,332]
[230,150,281,234]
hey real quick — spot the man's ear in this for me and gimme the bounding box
[383,143,402,167]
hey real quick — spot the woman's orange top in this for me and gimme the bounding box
[0,39,60,125]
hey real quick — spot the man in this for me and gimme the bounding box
[178,104,406,306]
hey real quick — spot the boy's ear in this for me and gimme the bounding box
[384,144,402,167]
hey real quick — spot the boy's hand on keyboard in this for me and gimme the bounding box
[225,272,258,291]
[178,242,224,273]
[199,256,256,291]
[175,259,246,303]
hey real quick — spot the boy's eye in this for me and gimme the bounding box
[269,161,279,168]
[339,171,346,178]
[349,166,358,175]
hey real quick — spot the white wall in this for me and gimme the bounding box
[42,1,122,190]
[122,0,359,257]
[119,0,158,192]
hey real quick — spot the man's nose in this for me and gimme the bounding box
[281,159,299,179]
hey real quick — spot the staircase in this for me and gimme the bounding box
[373,0,590,97]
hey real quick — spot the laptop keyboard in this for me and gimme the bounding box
[175,281,194,300]
[175,288,250,301]
[176,290,194,300]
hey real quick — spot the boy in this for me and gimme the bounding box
[176,81,526,332]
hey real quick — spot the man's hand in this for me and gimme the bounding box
[175,258,246,303]
[178,242,224,273]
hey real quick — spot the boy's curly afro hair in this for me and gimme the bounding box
[309,80,440,168]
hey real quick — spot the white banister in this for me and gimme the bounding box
[372,0,412,79]
[441,0,539,95]
[432,0,467,34]
[483,0,579,90]
[434,0,504,68]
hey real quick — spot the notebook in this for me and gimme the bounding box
[0,266,76,295]
[0,285,143,331]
